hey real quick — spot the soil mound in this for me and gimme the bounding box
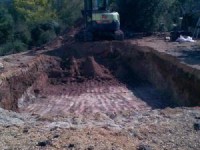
[58,56,113,83]
[82,56,113,80]
[69,56,80,77]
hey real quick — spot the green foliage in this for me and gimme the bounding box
[12,40,27,53]
[0,0,199,56]
[0,43,11,56]
[14,23,31,44]
[55,0,83,27]
[30,20,59,46]
[0,7,14,44]
[178,0,200,14]
[0,40,27,56]
[38,30,57,45]
[117,0,181,32]
[179,0,200,31]
[0,0,64,55]
[14,0,57,24]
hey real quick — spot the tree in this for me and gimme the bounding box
[0,7,14,44]
[117,0,181,32]
[54,0,83,27]
[14,0,57,24]
[0,0,84,55]
[179,0,200,31]
[178,0,200,14]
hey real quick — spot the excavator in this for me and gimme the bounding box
[76,0,124,41]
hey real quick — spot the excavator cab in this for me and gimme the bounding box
[76,0,124,41]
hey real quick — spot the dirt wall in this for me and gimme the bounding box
[0,55,56,111]
[114,42,200,106]
[0,41,199,112]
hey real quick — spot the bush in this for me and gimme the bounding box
[0,7,14,44]
[30,21,59,46]
[56,0,83,28]
[12,40,27,53]
[117,0,181,32]
[182,12,200,31]
[37,30,57,45]
[0,43,12,56]
[14,23,31,45]
[0,40,27,56]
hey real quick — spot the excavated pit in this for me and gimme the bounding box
[0,41,200,116]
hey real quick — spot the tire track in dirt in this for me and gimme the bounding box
[20,80,154,116]
[18,54,172,117]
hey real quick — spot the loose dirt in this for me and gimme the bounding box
[17,44,173,117]
[0,35,200,150]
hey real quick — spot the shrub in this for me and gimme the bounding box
[12,40,27,53]
[37,30,57,45]
[0,44,12,56]
[117,0,181,32]
[0,40,27,56]
[0,7,14,44]
[56,0,83,28]
[30,21,59,46]
[14,23,31,45]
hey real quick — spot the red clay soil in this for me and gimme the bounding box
[1,36,200,150]
[0,39,175,117]
[63,55,113,81]
[19,54,151,116]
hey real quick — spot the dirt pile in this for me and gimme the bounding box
[49,55,114,85]
[68,56,80,77]
[82,56,113,79]
[0,55,56,111]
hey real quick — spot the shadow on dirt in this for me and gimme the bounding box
[126,81,177,109]
[178,49,200,65]
[38,42,177,110]
[122,74,178,109]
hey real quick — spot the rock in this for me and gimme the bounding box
[137,144,152,150]
[50,127,58,131]
[34,89,40,95]
[87,146,94,150]
[135,133,143,140]
[0,62,4,70]
[37,140,51,147]
[194,122,200,131]
[165,36,171,41]
[72,117,81,125]
[23,127,29,133]
[53,134,59,138]
[195,116,200,120]
[68,143,75,148]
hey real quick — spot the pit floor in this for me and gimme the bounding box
[19,79,173,117]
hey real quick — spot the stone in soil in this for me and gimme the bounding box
[68,143,75,148]
[194,122,200,131]
[37,140,51,147]
[137,144,152,150]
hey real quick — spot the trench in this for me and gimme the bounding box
[0,41,199,116]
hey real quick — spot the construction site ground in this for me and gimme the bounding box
[0,35,200,150]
